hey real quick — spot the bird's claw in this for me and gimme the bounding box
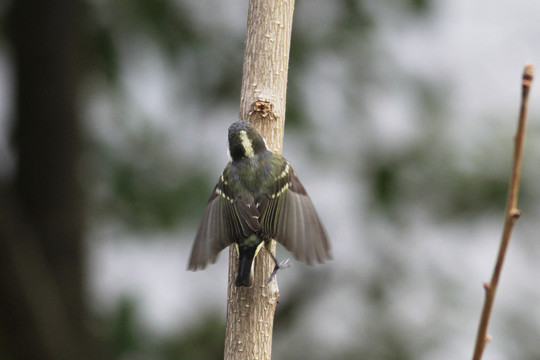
[265,257,291,285]
[278,258,291,269]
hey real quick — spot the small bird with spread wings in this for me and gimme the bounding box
[188,121,331,286]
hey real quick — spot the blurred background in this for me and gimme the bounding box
[1,0,540,359]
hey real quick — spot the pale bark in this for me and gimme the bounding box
[224,0,295,359]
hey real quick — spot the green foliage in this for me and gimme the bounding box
[446,173,508,217]
[99,299,224,360]
[87,25,119,83]
[408,0,430,13]
[372,162,398,208]
[367,149,510,221]
[338,0,374,33]
[87,125,213,229]
[159,315,225,360]
[108,159,211,229]
[108,298,141,358]
[110,0,198,54]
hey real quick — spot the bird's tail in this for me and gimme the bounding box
[236,247,256,287]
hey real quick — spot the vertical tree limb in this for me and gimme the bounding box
[224,0,295,359]
[471,64,534,360]
[1,1,102,359]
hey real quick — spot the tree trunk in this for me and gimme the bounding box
[224,0,295,359]
[0,1,100,359]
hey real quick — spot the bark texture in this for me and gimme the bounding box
[224,0,295,359]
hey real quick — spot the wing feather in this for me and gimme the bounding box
[188,171,261,270]
[188,186,228,270]
[259,162,331,265]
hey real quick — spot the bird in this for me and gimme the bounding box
[187,121,331,287]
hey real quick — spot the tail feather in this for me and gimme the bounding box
[236,248,256,287]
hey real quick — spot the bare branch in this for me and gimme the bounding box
[472,63,534,360]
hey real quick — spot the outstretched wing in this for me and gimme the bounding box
[259,161,331,265]
[188,169,260,270]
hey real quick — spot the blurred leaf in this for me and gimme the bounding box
[372,163,399,207]
[109,298,140,358]
[366,145,510,221]
[409,0,430,13]
[110,161,212,229]
[445,174,507,217]
[115,0,198,54]
[97,299,225,359]
[339,0,373,33]
[283,82,307,128]
[159,314,225,360]
[88,24,120,83]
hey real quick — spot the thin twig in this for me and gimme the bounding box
[472,64,534,360]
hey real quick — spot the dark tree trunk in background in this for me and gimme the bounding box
[0,1,98,359]
[10,0,83,312]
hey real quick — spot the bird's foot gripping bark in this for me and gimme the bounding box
[266,251,291,285]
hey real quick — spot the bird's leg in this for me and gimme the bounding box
[265,248,291,285]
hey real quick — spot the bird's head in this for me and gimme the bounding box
[228,121,268,161]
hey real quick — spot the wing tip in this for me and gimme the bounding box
[187,252,220,271]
